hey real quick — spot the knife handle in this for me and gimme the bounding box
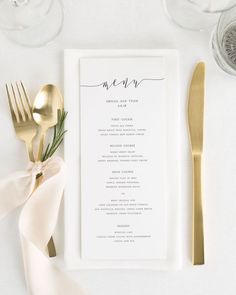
[192,154,204,265]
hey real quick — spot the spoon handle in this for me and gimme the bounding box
[35,174,57,257]
[48,237,57,257]
[37,131,46,161]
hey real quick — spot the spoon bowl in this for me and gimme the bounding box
[33,84,62,161]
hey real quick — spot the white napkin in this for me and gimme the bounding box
[0,157,86,295]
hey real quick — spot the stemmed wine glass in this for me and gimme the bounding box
[0,0,63,47]
[163,0,236,31]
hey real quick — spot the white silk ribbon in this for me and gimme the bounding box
[0,157,86,295]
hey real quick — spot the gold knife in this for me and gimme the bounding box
[188,62,205,265]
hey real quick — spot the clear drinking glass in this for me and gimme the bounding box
[163,0,236,31]
[0,0,63,47]
[212,5,236,75]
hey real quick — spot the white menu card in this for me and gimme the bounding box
[64,49,181,269]
[80,57,167,260]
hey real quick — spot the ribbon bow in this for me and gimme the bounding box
[0,157,86,295]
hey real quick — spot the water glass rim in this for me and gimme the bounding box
[190,0,236,14]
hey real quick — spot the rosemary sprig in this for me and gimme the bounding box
[42,110,68,162]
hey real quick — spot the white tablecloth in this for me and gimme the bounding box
[1,0,236,294]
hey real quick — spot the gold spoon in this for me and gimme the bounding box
[32,84,63,257]
[33,84,62,161]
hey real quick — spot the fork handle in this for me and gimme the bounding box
[26,141,35,162]
[192,154,204,265]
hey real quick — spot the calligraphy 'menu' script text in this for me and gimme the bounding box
[80,77,164,90]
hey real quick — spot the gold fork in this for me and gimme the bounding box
[6,81,36,162]
[6,81,57,257]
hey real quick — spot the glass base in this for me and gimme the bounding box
[2,0,63,47]
[212,30,236,76]
[163,0,220,31]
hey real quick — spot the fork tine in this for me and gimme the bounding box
[20,81,32,119]
[16,82,29,121]
[11,83,24,122]
[6,84,19,123]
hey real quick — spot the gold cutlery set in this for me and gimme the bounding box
[6,81,65,257]
[5,63,205,264]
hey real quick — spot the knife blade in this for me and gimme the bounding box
[188,62,205,265]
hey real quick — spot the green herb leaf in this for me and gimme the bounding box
[42,110,68,162]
